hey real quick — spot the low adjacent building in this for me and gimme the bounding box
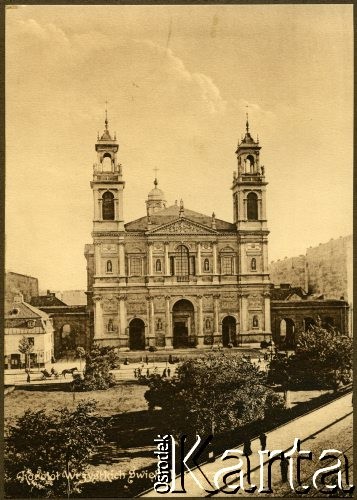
[5,294,54,369]
[30,291,89,357]
[270,283,349,348]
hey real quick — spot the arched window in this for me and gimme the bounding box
[102,154,112,172]
[251,258,256,271]
[102,191,115,220]
[106,260,112,273]
[155,259,162,272]
[204,258,210,272]
[253,315,259,328]
[247,192,258,220]
[246,155,255,173]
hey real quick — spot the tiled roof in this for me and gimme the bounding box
[30,295,67,307]
[5,301,48,320]
[125,205,235,232]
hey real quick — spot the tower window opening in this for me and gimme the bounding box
[102,154,112,172]
[247,192,258,220]
[102,191,115,220]
[246,155,255,173]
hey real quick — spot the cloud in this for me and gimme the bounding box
[136,39,226,114]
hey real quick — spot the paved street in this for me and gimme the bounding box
[141,392,352,497]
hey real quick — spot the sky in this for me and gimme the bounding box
[6,4,353,291]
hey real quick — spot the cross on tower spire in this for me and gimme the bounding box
[105,100,108,130]
[153,167,159,186]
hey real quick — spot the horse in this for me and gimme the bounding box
[41,369,52,380]
[61,367,78,378]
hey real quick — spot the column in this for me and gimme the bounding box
[147,296,155,346]
[119,295,127,336]
[241,293,248,332]
[212,242,218,275]
[258,199,262,220]
[93,296,103,340]
[197,295,204,346]
[165,296,173,348]
[147,243,153,276]
[264,292,271,333]
[261,191,267,219]
[164,242,170,276]
[98,198,103,220]
[93,190,98,220]
[263,242,268,273]
[115,197,119,221]
[118,242,125,276]
[213,294,220,341]
[118,186,124,221]
[94,243,101,276]
[243,198,247,220]
[197,243,202,275]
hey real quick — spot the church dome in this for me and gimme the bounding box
[147,179,166,201]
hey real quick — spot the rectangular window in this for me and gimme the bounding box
[189,256,196,275]
[130,257,142,276]
[222,257,233,275]
[170,256,175,275]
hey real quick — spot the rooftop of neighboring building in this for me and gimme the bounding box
[30,291,67,308]
[270,284,308,301]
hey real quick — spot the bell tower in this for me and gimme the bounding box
[232,115,271,336]
[91,112,125,233]
[232,114,268,231]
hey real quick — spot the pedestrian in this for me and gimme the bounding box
[134,368,137,378]
[162,368,167,378]
[258,355,261,363]
[146,368,150,377]
[145,355,149,365]
[280,456,289,483]
[167,367,171,377]
[243,438,252,457]
[259,433,267,450]
[27,372,31,383]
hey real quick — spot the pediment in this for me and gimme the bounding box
[147,217,218,235]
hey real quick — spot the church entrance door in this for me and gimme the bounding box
[129,318,145,350]
[222,316,237,346]
[172,299,194,348]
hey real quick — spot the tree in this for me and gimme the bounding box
[145,352,285,437]
[5,400,106,497]
[18,336,34,371]
[269,326,353,389]
[74,344,119,391]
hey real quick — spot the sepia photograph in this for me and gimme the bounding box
[4,3,353,498]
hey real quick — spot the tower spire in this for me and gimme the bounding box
[246,112,249,133]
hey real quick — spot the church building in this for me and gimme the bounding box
[84,115,271,350]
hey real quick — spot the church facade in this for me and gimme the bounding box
[84,116,271,350]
